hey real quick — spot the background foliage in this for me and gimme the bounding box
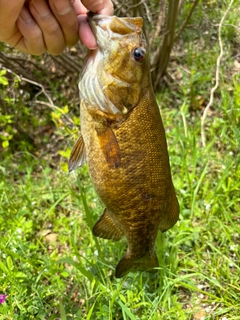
[0,0,239,319]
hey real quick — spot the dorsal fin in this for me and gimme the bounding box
[68,134,86,172]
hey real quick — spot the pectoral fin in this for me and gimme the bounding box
[68,134,86,172]
[93,208,124,241]
[95,125,121,169]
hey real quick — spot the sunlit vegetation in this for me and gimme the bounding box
[0,1,239,319]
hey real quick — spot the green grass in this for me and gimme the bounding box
[0,82,239,318]
[0,1,240,319]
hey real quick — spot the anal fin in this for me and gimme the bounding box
[115,251,159,278]
[68,134,86,172]
[92,208,124,241]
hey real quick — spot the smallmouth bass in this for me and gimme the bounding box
[69,14,179,278]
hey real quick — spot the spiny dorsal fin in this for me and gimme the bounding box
[68,134,86,172]
[92,208,124,241]
[115,251,159,278]
[95,125,121,169]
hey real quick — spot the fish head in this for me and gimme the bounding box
[82,14,150,116]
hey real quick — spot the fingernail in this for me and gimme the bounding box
[53,0,72,15]
[30,0,50,17]
[88,45,98,50]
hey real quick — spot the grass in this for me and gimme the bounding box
[0,87,239,318]
[0,1,240,319]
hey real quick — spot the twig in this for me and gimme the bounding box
[175,0,200,41]
[0,52,37,81]
[35,100,74,125]
[178,0,185,12]
[1,65,75,127]
[0,65,53,105]
[149,0,166,48]
[151,0,180,90]
[141,0,152,23]
[52,52,82,73]
[200,0,234,147]
[1,54,45,73]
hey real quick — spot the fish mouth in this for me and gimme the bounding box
[87,13,143,38]
[87,12,110,21]
[87,13,111,50]
[87,12,111,34]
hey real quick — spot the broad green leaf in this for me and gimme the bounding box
[2,140,9,148]
[6,256,13,271]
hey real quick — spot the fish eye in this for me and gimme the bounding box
[133,47,145,62]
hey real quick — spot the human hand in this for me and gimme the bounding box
[0,0,113,55]
[76,0,114,49]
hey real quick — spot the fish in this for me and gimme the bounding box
[69,13,179,278]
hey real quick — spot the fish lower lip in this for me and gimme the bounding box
[87,13,110,23]
[87,11,98,20]
[87,12,98,36]
[88,12,102,19]
[87,11,95,18]
[87,14,111,40]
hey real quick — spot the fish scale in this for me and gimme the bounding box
[69,14,179,278]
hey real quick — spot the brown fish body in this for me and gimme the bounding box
[69,15,179,278]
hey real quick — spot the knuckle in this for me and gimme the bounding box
[43,21,60,35]
[29,27,43,39]
[35,13,60,35]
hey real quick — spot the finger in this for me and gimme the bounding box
[29,0,65,55]
[72,0,87,15]
[49,0,79,47]
[0,0,25,41]
[73,0,113,49]
[73,1,97,49]
[81,0,114,15]
[16,6,46,55]
[78,14,97,49]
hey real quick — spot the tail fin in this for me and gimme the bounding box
[115,251,159,278]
